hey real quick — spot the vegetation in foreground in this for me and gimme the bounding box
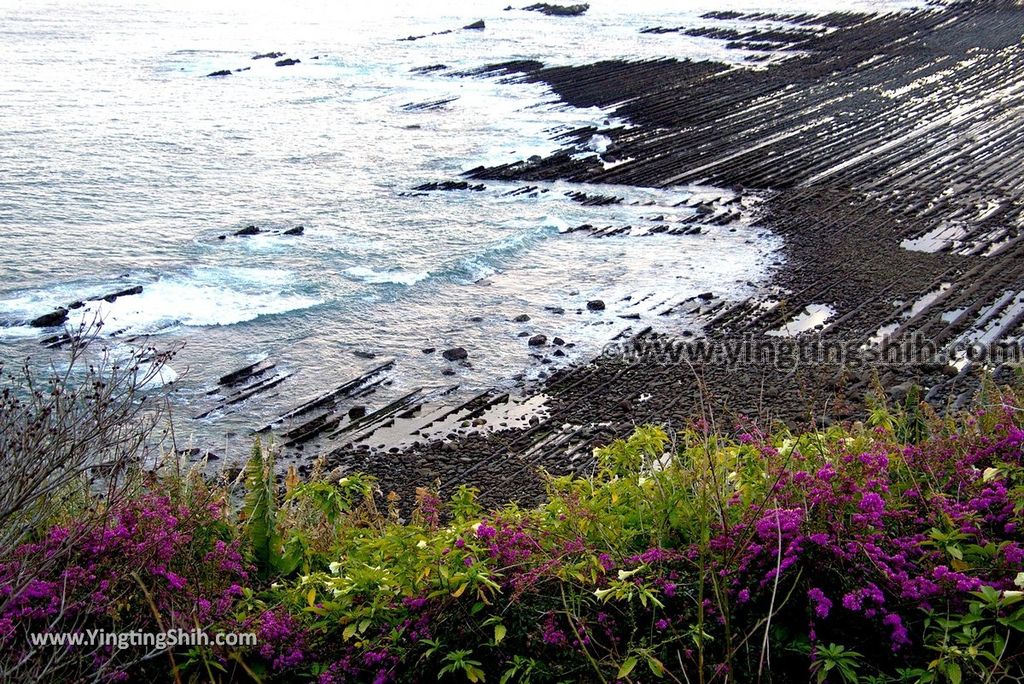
[1,349,1023,683]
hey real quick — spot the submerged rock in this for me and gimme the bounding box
[587,299,606,311]
[234,225,261,236]
[463,19,486,30]
[513,314,531,322]
[206,70,232,77]
[253,51,285,60]
[275,58,301,67]
[282,226,305,236]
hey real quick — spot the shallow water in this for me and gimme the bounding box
[0,0,923,455]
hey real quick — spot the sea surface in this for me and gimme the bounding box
[0,0,922,455]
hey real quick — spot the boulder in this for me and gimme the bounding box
[234,225,261,236]
[274,58,301,67]
[697,292,714,301]
[528,334,547,346]
[442,347,468,361]
[463,19,486,29]
[253,52,285,60]
[552,337,565,346]
[206,70,232,77]
[348,406,367,420]
[421,347,436,354]
[282,226,304,236]
[30,308,69,328]
[587,299,606,311]
[513,314,531,322]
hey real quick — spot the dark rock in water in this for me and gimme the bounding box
[179,447,219,461]
[253,51,285,60]
[523,3,589,17]
[206,70,232,77]
[31,308,69,328]
[422,347,436,354]
[353,350,376,359]
[282,226,305,236]
[275,58,301,67]
[442,347,468,361]
[217,235,226,240]
[442,368,457,376]
[517,331,530,337]
[619,313,641,320]
[348,406,367,420]
[234,225,261,236]
[414,180,486,192]
[513,314,531,322]
[463,19,486,30]
[553,349,565,357]
[552,336,565,345]
[504,4,514,9]
[102,285,143,303]
[545,306,565,315]
[528,334,547,346]
[697,292,714,301]
[235,67,251,72]
[411,64,448,73]
[587,299,606,311]
[68,301,85,310]
[469,316,484,323]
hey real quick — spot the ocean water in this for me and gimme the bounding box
[0,0,922,453]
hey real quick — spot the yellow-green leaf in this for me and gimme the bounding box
[617,656,638,679]
[494,623,507,644]
[342,623,357,640]
[452,583,468,598]
[306,588,316,607]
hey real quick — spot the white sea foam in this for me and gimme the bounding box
[0,268,321,338]
[343,266,430,286]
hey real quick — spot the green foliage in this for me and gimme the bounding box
[811,643,863,684]
[9,381,1024,683]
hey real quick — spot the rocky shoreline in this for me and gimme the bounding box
[293,0,1024,509]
